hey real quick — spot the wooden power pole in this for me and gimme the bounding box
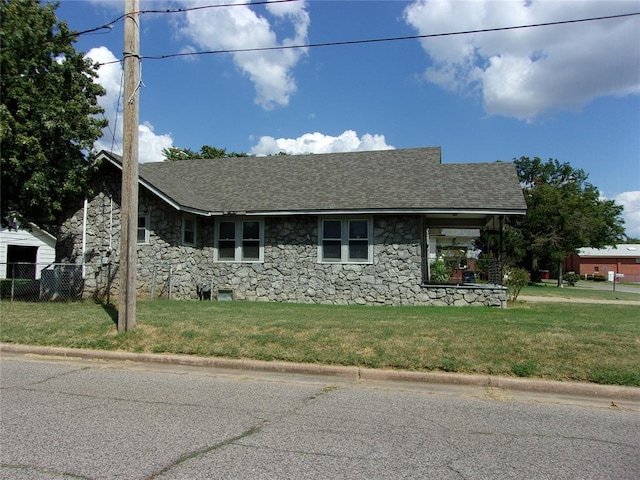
[118,0,140,332]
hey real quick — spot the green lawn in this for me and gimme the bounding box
[2,299,639,386]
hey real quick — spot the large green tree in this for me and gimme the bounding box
[1,0,106,230]
[514,157,625,286]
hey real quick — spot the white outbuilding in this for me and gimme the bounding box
[0,221,56,279]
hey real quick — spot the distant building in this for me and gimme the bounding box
[565,245,640,283]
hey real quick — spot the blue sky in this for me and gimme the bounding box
[58,0,640,236]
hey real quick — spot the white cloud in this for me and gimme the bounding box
[86,46,122,153]
[404,0,640,120]
[614,191,640,239]
[251,130,395,156]
[86,47,173,163]
[175,0,310,110]
[138,122,174,164]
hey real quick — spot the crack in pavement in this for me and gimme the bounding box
[465,430,638,449]
[4,385,206,409]
[145,384,341,479]
[0,463,92,479]
[145,421,268,480]
[1,366,92,389]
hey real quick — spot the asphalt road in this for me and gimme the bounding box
[1,354,639,480]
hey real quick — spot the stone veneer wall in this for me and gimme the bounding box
[61,185,506,307]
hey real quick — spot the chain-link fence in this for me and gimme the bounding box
[0,262,191,302]
[1,263,84,301]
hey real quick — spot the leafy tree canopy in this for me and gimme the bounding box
[162,145,250,161]
[513,156,625,284]
[1,0,107,230]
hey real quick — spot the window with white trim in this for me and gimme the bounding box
[215,218,264,262]
[137,213,150,244]
[182,215,197,246]
[318,218,372,263]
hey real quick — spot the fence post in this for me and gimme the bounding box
[10,277,15,302]
[151,264,156,300]
[168,264,173,300]
[107,263,112,305]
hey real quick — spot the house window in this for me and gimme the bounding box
[594,266,599,272]
[215,218,264,262]
[137,213,150,244]
[319,218,372,263]
[182,215,197,246]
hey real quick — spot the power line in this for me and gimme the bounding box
[68,0,302,39]
[66,13,127,39]
[134,11,640,63]
[109,67,125,155]
[85,10,640,67]
[138,0,301,15]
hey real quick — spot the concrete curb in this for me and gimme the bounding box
[2,343,639,401]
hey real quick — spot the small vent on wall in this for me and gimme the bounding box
[217,289,234,301]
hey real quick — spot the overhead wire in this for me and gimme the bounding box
[65,13,127,39]
[92,11,639,67]
[146,11,640,60]
[109,67,125,155]
[138,0,302,15]
[67,0,302,39]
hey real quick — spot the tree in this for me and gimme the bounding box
[162,145,249,161]
[474,224,526,269]
[1,0,107,230]
[514,157,625,286]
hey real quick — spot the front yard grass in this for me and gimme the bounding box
[1,300,638,386]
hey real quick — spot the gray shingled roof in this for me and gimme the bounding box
[101,147,526,215]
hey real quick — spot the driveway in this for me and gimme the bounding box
[518,295,640,305]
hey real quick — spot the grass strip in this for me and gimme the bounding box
[1,300,638,386]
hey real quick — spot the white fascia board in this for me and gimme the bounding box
[237,208,527,217]
[27,223,57,241]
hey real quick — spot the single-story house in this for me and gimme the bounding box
[0,219,56,280]
[59,147,527,306]
[565,245,640,283]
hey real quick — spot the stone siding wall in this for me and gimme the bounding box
[61,185,506,307]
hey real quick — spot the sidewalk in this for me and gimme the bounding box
[2,342,639,402]
[518,295,640,305]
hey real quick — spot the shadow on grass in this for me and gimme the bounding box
[100,302,118,326]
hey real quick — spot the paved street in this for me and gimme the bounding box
[1,353,639,480]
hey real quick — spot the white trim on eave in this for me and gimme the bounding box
[230,208,527,217]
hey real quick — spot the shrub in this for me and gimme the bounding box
[564,272,580,286]
[504,267,531,302]
[430,259,449,284]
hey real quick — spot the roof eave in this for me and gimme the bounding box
[210,208,527,217]
[97,151,212,215]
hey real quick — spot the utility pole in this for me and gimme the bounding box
[118,0,140,332]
